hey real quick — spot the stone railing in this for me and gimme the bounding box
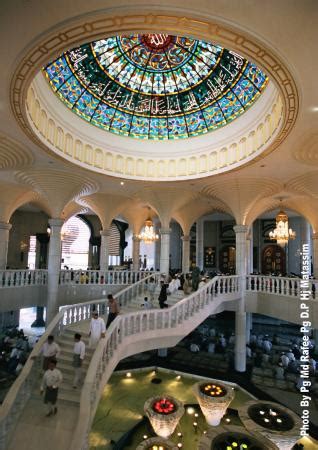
[0,269,47,287]
[246,275,317,298]
[0,274,239,450]
[0,269,153,288]
[0,272,162,450]
[69,275,240,450]
[58,269,152,285]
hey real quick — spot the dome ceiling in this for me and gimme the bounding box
[44,33,268,140]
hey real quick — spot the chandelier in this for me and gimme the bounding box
[138,217,159,244]
[269,210,296,247]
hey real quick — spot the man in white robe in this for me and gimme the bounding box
[88,311,106,348]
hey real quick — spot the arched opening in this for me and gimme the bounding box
[61,216,90,270]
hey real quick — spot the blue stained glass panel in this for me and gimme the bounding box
[91,103,115,129]
[203,104,226,130]
[44,33,268,140]
[73,91,100,119]
[130,115,149,138]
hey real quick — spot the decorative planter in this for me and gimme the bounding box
[238,400,302,449]
[144,395,184,438]
[198,424,277,450]
[193,381,235,426]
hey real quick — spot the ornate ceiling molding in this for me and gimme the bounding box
[0,134,33,170]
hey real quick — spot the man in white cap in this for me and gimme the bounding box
[88,311,106,348]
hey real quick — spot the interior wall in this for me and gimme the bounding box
[7,210,48,269]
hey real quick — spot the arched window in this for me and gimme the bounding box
[61,216,90,270]
[108,222,121,266]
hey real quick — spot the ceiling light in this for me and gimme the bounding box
[269,209,296,247]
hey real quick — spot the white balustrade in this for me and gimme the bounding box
[0,269,47,288]
[246,275,317,298]
[0,269,153,289]
[69,275,240,450]
[58,269,151,285]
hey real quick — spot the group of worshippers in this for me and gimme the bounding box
[40,333,86,416]
[156,268,211,309]
[1,328,30,376]
[249,332,317,386]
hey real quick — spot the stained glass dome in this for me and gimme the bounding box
[44,33,268,140]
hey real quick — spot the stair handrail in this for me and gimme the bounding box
[70,275,240,450]
[0,272,162,450]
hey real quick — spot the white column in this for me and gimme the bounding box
[160,228,171,275]
[196,218,204,269]
[100,230,110,271]
[132,235,141,271]
[234,225,248,372]
[313,233,318,279]
[246,312,252,344]
[246,229,253,274]
[46,218,63,325]
[0,222,12,270]
[181,235,190,274]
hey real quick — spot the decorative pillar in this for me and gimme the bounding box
[312,232,318,278]
[246,229,253,274]
[99,229,110,271]
[196,218,204,269]
[154,232,161,270]
[216,221,220,270]
[181,235,190,274]
[246,312,252,344]
[32,233,50,328]
[0,222,12,270]
[132,235,141,271]
[160,228,171,275]
[46,218,64,325]
[234,225,248,372]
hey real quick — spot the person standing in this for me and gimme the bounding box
[141,296,153,309]
[40,359,63,416]
[183,274,192,295]
[106,294,120,328]
[147,277,156,302]
[72,333,85,388]
[191,264,201,291]
[41,335,61,371]
[158,281,168,308]
[88,311,106,348]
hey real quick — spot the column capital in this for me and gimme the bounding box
[132,234,141,242]
[233,225,248,234]
[48,218,64,229]
[100,229,111,237]
[181,235,190,242]
[312,232,318,240]
[0,222,12,231]
[160,228,171,235]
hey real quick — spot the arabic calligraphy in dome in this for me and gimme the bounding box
[44,33,268,140]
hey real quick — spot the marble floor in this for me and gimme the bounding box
[7,396,79,450]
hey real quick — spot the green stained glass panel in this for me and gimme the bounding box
[44,33,268,140]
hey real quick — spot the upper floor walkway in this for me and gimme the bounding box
[0,269,317,327]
